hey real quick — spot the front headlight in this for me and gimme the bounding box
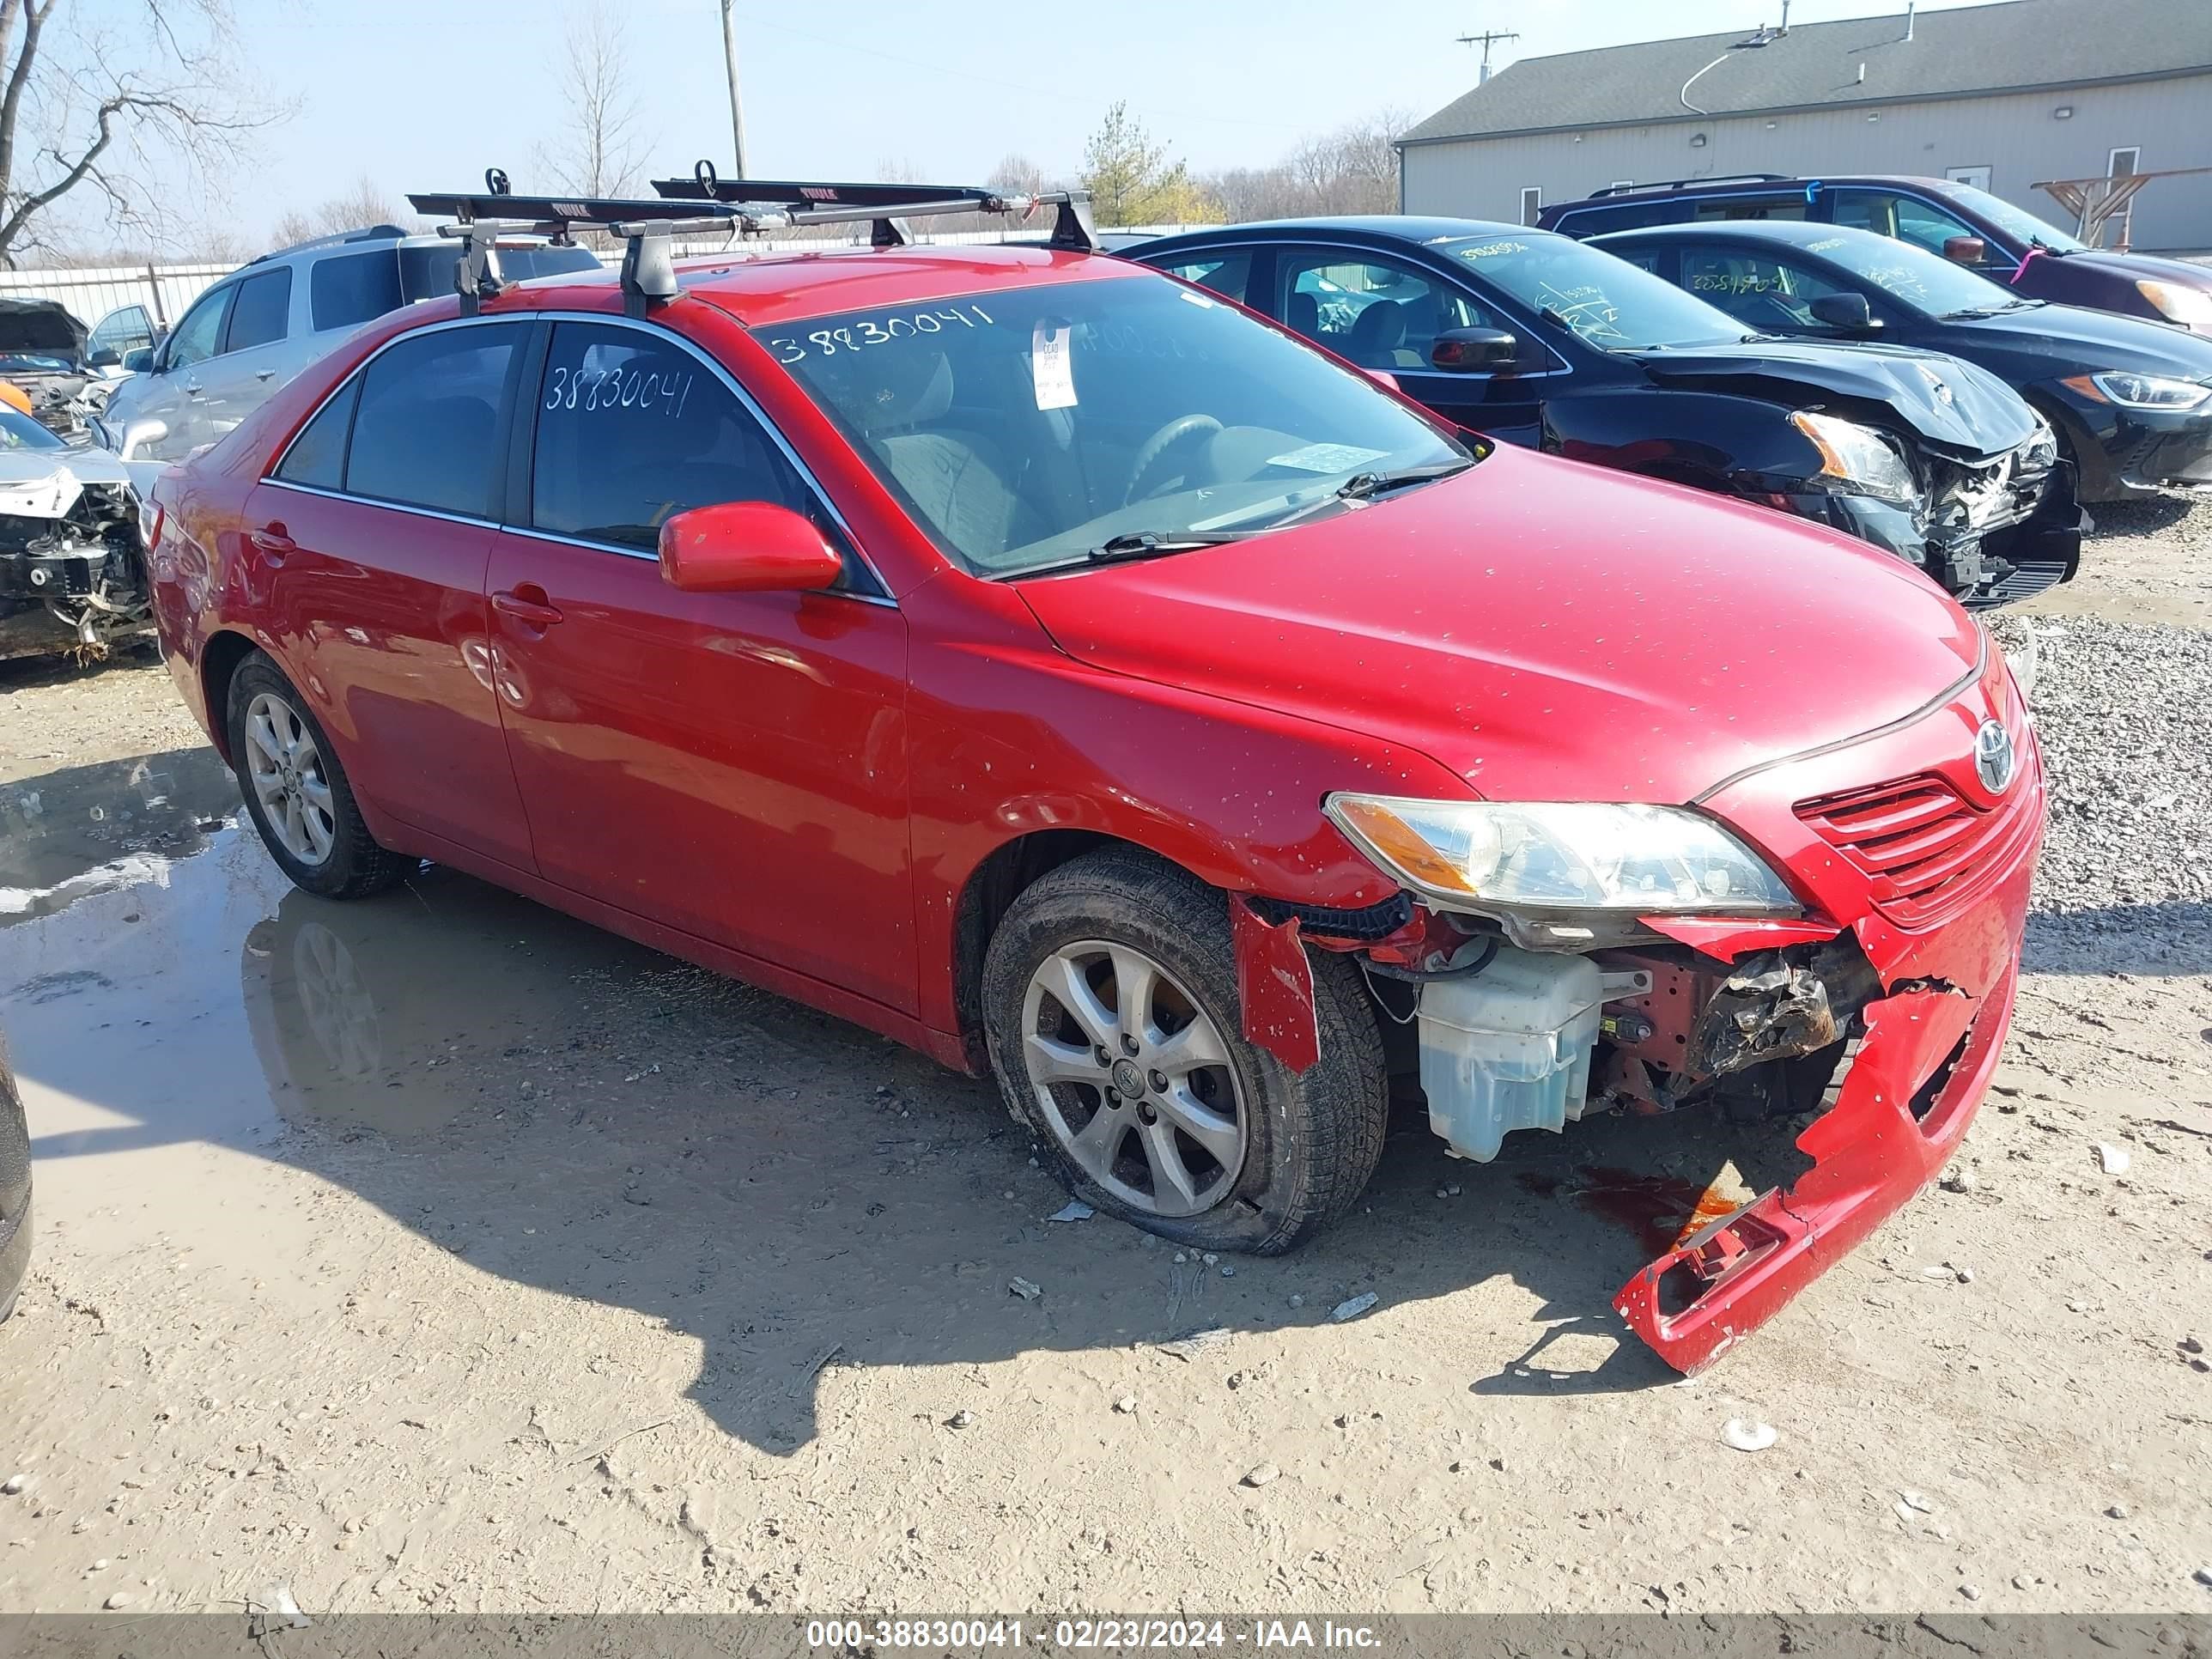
[1789,410,1920,507]
[2061,370,2212,411]
[2136,279,2212,331]
[1324,794,1800,919]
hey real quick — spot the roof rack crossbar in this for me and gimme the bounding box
[651,163,1098,252]
[1589,173,1788,198]
[407,166,1105,315]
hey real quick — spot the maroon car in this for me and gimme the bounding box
[1542,174,2212,337]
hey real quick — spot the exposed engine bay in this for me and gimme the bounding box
[0,442,149,659]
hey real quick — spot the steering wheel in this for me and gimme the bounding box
[1123,414,1224,506]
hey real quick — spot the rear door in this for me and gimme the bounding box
[485,318,916,1010]
[252,319,538,869]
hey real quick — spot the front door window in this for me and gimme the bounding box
[1275,253,1487,370]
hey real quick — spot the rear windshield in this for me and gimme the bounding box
[313,244,603,331]
[398,244,601,304]
[1444,233,1748,350]
[759,272,1471,579]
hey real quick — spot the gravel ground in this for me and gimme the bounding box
[0,499,2208,1619]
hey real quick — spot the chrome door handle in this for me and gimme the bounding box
[183,380,203,396]
[255,368,276,380]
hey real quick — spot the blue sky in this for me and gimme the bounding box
[212,0,1993,240]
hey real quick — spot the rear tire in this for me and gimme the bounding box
[981,848,1387,1255]
[227,653,414,901]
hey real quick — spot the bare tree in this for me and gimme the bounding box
[1200,108,1412,223]
[987,153,1051,198]
[0,0,281,267]
[269,176,407,249]
[534,1,647,199]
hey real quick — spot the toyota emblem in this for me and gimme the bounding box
[1974,718,2016,793]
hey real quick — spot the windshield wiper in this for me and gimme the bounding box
[1941,298,2039,319]
[1088,530,1249,562]
[1334,460,1474,501]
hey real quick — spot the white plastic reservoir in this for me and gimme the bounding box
[1415,945,1603,1162]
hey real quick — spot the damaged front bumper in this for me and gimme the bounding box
[1786,453,2084,611]
[1614,656,2044,1371]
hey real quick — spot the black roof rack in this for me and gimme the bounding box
[406,163,1098,319]
[1588,173,1790,199]
[652,159,1097,253]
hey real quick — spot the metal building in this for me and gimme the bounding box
[1397,0,2212,252]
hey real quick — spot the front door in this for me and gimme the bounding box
[254,319,538,870]
[191,267,295,446]
[1269,246,1550,445]
[135,282,233,459]
[487,319,917,1013]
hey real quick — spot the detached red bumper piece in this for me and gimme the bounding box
[1616,671,2044,1373]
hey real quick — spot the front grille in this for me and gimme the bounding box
[1794,764,2039,930]
[1966,557,2073,611]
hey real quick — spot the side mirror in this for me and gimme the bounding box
[1808,291,1880,332]
[659,500,843,594]
[88,348,121,369]
[1430,326,1522,373]
[118,418,168,459]
[1942,235,1988,265]
[124,348,156,374]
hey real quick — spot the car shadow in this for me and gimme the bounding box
[7,793,1836,1451]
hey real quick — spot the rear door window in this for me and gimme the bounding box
[222,269,293,352]
[1691,195,1806,222]
[343,324,524,519]
[274,378,362,489]
[528,320,815,550]
[1276,252,1489,369]
[398,244,601,303]
[311,249,404,331]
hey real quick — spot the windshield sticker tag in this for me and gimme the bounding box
[1031,320,1077,410]
[1177,288,1216,307]
[1457,239,1528,261]
[1267,441,1389,474]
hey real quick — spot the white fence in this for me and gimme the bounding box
[0,260,233,331]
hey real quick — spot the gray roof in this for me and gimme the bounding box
[1400,0,2212,145]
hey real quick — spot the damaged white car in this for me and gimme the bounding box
[0,407,149,659]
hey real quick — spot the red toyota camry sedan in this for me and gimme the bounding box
[149,204,2042,1371]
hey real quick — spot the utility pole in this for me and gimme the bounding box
[1454,27,1520,84]
[720,0,749,179]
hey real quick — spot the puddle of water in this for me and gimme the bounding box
[1,745,242,921]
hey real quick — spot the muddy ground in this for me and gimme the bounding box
[0,509,2208,1620]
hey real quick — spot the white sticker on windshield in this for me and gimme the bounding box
[1267,441,1389,473]
[1032,320,1077,410]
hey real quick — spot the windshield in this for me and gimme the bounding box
[0,351,76,373]
[1803,230,2028,318]
[1446,233,1749,350]
[1937,184,2087,254]
[758,273,1472,578]
[0,406,64,451]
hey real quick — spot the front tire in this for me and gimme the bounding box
[981,848,1387,1255]
[227,653,414,900]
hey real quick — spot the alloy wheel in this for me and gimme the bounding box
[243,690,337,867]
[1020,940,1247,1218]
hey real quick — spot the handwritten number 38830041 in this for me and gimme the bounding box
[544,362,696,417]
[768,304,995,364]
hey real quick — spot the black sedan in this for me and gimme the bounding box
[1129,217,2082,607]
[1592,219,2212,504]
[1,1040,25,1325]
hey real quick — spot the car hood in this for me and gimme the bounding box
[1015,444,1982,806]
[0,297,85,365]
[2036,246,2212,291]
[0,445,132,516]
[1949,299,2212,379]
[1628,337,2034,456]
